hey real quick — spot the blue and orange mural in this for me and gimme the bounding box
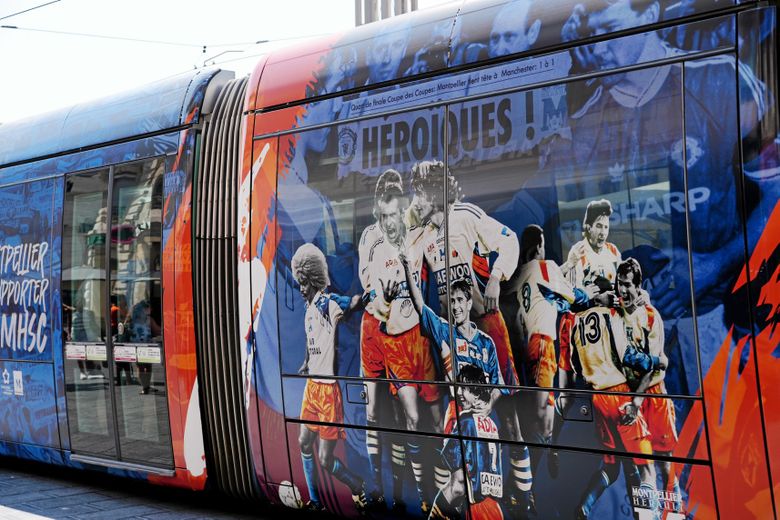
[240,1,780,518]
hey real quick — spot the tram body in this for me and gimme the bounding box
[0,1,779,518]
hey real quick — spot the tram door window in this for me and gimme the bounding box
[109,159,171,466]
[62,159,172,467]
[63,169,115,458]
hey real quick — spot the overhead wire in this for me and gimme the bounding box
[0,0,61,22]
[0,25,203,47]
[0,24,332,51]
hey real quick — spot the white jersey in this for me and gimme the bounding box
[517,259,577,341]
[420,202,519,316]
[358,224,383,317]
[567,239,621,289]
[305,291,348,383]
[366,236,419,334]
[622,304,667,388]
[571,307,630,390]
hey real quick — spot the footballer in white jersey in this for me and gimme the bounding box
[418,202,519,316]
[365,174,443,512]
[564,199,622,291]
[414,190,521,388]
[517,225,595,445]
[567,305,662,519]
[366,236,419,335]
[291,243,367,513]
[302,290,347,382]
[358,170,440,511]
[616,258,678,498]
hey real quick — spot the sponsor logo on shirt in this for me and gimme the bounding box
[480,472,503,498]
[475,415,499,439]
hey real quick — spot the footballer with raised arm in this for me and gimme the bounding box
[291,244,367,513]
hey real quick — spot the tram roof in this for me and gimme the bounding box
[0,68,221,167]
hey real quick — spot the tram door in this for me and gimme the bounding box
[62,159,173,469]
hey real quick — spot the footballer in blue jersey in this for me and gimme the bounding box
[431,363,517,520]
[420,282,507,393]
[396,252,536,518]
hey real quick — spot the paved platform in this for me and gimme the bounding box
[0,458,310,520]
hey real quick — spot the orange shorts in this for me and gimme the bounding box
[300,380,344,441]
[593,383,652,465]
[642,383,678,453]
[525,333,557,388]
[476,311,519,388]
[468,497,505,520]
[384,324,440,403]
[558,312,575,372]
[361,312,385,378]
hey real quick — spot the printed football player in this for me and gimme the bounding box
[408,160,534,512]
[565,303,665,519]
[488,0,543,59]
[362,177,443,514]
[616,258,679,500]
[398,252,535,517]
[357,169,409,509]
[365,19,411,84]
[431,363,514,520]
[291,243,367,512]
[558,199,621,398]
[563,199,621,291]
[515,224,600,446]
[558,0,771,391]
[410,160,521,392]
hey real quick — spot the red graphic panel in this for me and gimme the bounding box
[683,198,780,517]
[152,126,206,490]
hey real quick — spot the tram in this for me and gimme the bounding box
[0,0,778,518]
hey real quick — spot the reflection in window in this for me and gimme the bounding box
[110,160,163,348]
[63,171,109,369]
[62,169,115,457]
[110,159,171,465]
[61,159,172,466]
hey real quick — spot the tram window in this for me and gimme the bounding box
[63,170,110,361]
[446,71,698,402]
[62,169,115,457]
[62,159,172,466]
[276,107,452,433]
[110,159,164,349]
[110,158,171,466]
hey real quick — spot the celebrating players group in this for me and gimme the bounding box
[292,161,679,519]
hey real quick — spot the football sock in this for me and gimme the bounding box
[301,450,321,505]
[511,445,533,497]
[331,457,363,494]
[366,425,382,493]
[408,441,426,501]
[578,467,612,518]
[391,442,406,503]
[434,464,450,492]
